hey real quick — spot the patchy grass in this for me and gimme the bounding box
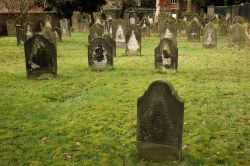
[0,33,249,165]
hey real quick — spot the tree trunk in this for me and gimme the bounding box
[187,0,192,13]
[154,0,160,23]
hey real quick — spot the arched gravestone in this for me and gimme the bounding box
[140,17,151,37]
[79,19,90,33]
[126,25,141,56]
[228,23,248,48]
[203,22,217,49]
[137,80,184,162]
[160,20,177,40]
[24,34,57,79]
[88,37,113,70]
[16,25,25,46]
[112,19,127,48]
[155,38,178,70]
[186,19,201,42]
[88,23,103,43]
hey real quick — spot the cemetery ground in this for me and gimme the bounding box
[0,33,249,165]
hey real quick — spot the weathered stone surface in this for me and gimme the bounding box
[232,16,244,25]
[186,19,201,42]
[228,23,248,48]
[126,25,141,56]
[60,19,70,35]
[24,22,34,41]
[155,38,178,70]
[178,19,187,37]
[140,17,151,37]
[16,25,25,45]
[218,24,228,36]
[44,15,53,28]
[88,23,103,43]
[88,37,113,70]
[6,19,16,36]
[24,34,57,79]
[105,18,113,35]
[112,18,127,48]
[79,19,90,33]
[104,34,116,57]
[71,11,81,32]
[203,22,217,48]
[137,80,184,162]
[159,19,177,40]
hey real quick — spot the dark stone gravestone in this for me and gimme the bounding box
[112,19,127,48]
[60,19,70,35]
[218,24,228,36]
[160,19,177,40]
[88,37,113,70]
[186,20,201,42]
[105,18,113,36]
[126,25,141,56]
[41,27,57,43]
[140,17,151,37]
[72,11,81,32]
[44,15,53,28]
[16,25,25,45]
[24,22,34,41]
[88,23,103,43]
[79,19,90,33]
[137,80,184,162]
[24,34,57,79]
[155,38,178,70]
[6,19,16,36]
[203,22,217,48]
[228,23,248,48]
[104,34,116,57]
[53,27,62,42]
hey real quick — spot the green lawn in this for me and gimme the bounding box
[0,33,249,165]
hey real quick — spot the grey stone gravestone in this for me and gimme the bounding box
[79,19,90,33]
[186,20,201,42]
[160,20,177,40]
[88,37,113,70]
[228,23,248,48]
[218,24,228,36]
[24,22,34,41]
[88,23,103,43]
[155,38,178,70]
[150,23,159,36]
[16,24,25,45]
[60,19,70,35]
[137,80,184,162]
[94,12,104,25]
[105,18,113,36]
[203,22,217,48]
[41,27,57,43]
[140,17,151,37]
[128,12,138,26]
[104,34,116,57]
[126,25,141,56]
[6,19,16,36]
[112,19,127,48]
[24,34,57,79]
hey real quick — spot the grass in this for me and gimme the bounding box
[0,32,250,165]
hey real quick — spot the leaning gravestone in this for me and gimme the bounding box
[186,19,201,42]
[137,80,184,162]
[228,23,248,48]
[203,22,217,48]
[126,25,141,56]
[60,19,70,35]
[88,23,103,43]
[16,24,25,45]
[112,19,127,48]
[155,38,178,70]
[88,37,113,70]
[140,17,151,37]
[24,34,57,79]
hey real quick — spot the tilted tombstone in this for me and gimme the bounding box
[79,19,90,33]
[160,19,177,40]
[126,25,141,56]
[60,19,70,35]
[88,23,103,43]
[155,38,178,70]
[104,34,116,57]
[24,34,57,79]
[71,11,81,32]
[137,80,184,162]
[228,23,248,48]
[88,37,113,70]
[112,19,127,48]
[44,15,53,28]
[16,24,25,45]
[140,17,151,37]
[203,22,217,48]
[6,19,16,36]
[186,19,201,42]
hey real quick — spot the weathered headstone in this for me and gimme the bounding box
[24,22,34,41]
[105,18,113,35]
[104,34,116,57]
[53,27,62,42]
[218,24,228,36]
[228,23,248,47]
[79,19,90,33]
[16,25,25,45]
[178,19,187,37]
[72,11,81,32]
[41,27,57,43]
[44,15,53,28]
[6,19,16,36]
[126,25,141,56]
[60,19,70,35]
[186,19,201,42]
[24,34,57,79]
[88,37,113,70]
[137,80,184,162]
[88,23,103,43]
[203,22,217,48]
[160,20,177,40]
[232,16,244,25]
[140,17,151,37]
[155,38,178,70]
[112,19,127,48]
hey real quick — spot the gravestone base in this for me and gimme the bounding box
[137,141,181,162]
[116,42,126,48]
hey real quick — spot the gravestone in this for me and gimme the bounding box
[44,15,53,28]
[218,24,228,36]
[16,25,25,45]
[24,22,34,41]
[105,18,113,35]
[94,12,103,25]
[150,23,159,36]
[88,23,103,43]
[126,25,141,56]
[232,16,244,25]
[41,27,57,43]
[140,17,151,37]
[6,19,16,36]
[228,23,248,47]
[186,20,201,42]
[24,34,57,79]
[160,20,177,40]
[155,38,178,70]
[137,80,184,162]
[178,20,187,37]
[60,19,70,35]
[203,22,217,48]
[72,11,81,32]
[112,19,127,48]
[79,19,90,33]
[207,5,215,17]
[128,12,138,26]
[53,27,62,42]
[88,37,113,70]
[104,34,116,57]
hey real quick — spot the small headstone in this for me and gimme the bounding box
[6,19,16,36]
[88,37,113,70]
[232,16,244,25]
[24,34,57,79]
[137,80,184,162]
[41,27,57,43]
[79,19,90,33]
[140,17,151,37]
[112,19,127,48]
[128,12,138,26]
[16,24,25,45]
[71,11,81,32]
[228,23,248,48]
[24,22,34,40]
[218,24,228,36]
[88,23,103,43]
[178,20,187,37]
[126,25,141,56]
[105,18,113,35]
[186,19,201,42]
[155,38,178,70]
[203,22,217,48]
[60,19,70,35]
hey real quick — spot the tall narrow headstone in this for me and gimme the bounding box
[186,19,201,42]
[126,25,141,56]
[203,22,217,48]
[140,17,151,37]
[112,19,127,48]
[137,80,184,162]
[60,19,70,35]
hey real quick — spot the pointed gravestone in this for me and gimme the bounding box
[228,23,248,48]
[24,34,57,79]
[155,38,178,70]
[126,25,141,56]
[88,23,103,43]
[137,80,184,162]
[140,17,151,37]
[88,37,113,70]
[203,22,217,48]
[113,19,127,48]
[186,19,201,42]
